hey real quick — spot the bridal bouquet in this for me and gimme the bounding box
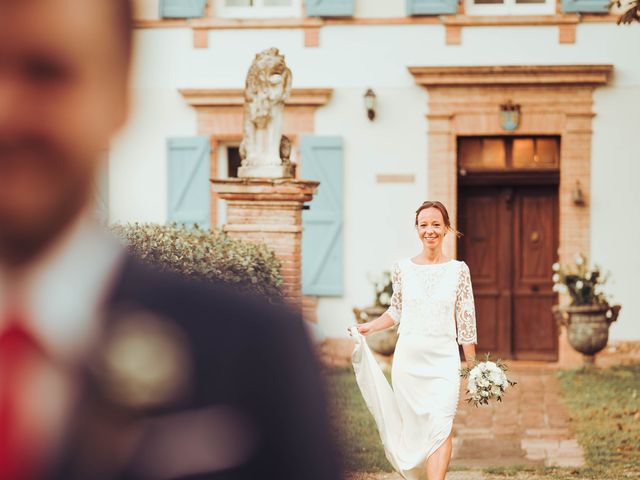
[460,354,517,407]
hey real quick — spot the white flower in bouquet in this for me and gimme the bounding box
[459,354,517,407]
[575,254,585,266]
[488,369,504,386]
[468,376,476,388]
[552,262,561,272]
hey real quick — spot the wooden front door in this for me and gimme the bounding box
[458,186,559,360]
[457,137,559,360]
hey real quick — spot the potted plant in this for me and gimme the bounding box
[352,270,399,356]
[551,253,621,365]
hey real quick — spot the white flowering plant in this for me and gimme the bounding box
[460,353,517,407]
[551,253,610,307]
[367,271,393,308]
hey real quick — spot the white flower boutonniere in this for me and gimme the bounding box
[95,308,192,410]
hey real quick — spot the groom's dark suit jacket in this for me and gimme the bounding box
[46,255,341,480]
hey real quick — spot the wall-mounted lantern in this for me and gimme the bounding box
[364,88,377,121]
[572,180,586,206]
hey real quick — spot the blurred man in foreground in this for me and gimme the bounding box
[0,0,341,478]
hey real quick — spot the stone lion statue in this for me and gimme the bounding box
[238,47,293,178]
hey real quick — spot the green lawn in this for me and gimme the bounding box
[554,364,640,479]
[326,364,640,479]
[325,367,392,473]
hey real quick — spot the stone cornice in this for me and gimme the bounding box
[408,65,613,88]
[440,14,580,27]
[180,88,333,108]
[211,177,319,203]
[133,14,620,30]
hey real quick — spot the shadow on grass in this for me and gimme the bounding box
[325,367,394,473]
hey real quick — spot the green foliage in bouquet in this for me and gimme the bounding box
[460,353,517,407]
[112,223,284,304]
[552,253,611,307]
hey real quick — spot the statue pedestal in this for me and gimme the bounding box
[211,177,319,311]
[237,164,294,179]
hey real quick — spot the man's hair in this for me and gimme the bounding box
[116,0,133,61]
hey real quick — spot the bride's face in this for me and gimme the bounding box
[416,207,446,251]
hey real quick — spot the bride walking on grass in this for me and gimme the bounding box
[350,200,478,480]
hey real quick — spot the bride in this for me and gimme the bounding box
[352,200,478,480]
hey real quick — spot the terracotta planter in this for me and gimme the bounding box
[353,305,399,356]
[552,304,621,365]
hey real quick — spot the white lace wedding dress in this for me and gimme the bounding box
[350,258,478,480]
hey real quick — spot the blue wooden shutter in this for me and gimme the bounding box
[561,0,608,12]
[160,0,207,18]
[167,137,211,228]
[305,0,355,17]
[406,0,458,15]
[301,136,344,296]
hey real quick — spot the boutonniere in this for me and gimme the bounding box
[93,307,192,410]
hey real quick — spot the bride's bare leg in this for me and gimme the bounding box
[426,431,453,480]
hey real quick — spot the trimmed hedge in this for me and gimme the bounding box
[112,223,284,303]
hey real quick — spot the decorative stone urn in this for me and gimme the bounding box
[353,305,399,356]
[552,304,621,365]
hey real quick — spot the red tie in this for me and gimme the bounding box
[0,314,40,480]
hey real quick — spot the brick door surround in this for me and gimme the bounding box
[408,65,613,366]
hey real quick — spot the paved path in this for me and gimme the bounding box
[451,364,584,468]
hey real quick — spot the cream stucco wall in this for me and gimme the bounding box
[591,83,640,342]
[110,21,640,343]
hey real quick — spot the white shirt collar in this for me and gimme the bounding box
[0,215,125,363]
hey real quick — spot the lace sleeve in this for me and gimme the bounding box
[455,262,477,345]
[385,262,402,325]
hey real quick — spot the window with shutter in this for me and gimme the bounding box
[464,0,555,15]
[215,0,302,18]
